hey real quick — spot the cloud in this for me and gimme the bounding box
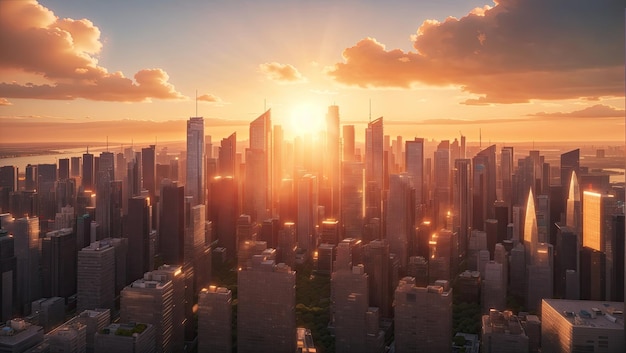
[327,0,624,104]
[0,98,12,106]
[197,93,222,103]
[0,0,185,102]
[529,104,625,118]
[259,62,307,83]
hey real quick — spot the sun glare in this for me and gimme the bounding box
[288,103,325,138]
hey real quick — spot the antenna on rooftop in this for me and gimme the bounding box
[195,90,198,117]
[106,136,109,152]
[479,129,482,150]
[369,99,372,122]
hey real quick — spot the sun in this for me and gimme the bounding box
[288,102,325,138]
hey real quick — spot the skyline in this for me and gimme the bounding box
[0,0,624,143]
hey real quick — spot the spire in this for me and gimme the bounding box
[524,187,538,264]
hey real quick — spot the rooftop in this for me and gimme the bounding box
[543,299,624,330]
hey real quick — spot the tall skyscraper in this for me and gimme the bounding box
[82,151,94,190]
[125,195,153,283]
[0,166,17,214]
[472,145,496,231]
[13,216,40,314]
[121,272,174,353]
[198,286,232,353]
[363,239,392,318]
[325,105,341,219]
[341,161,364,239]
[237,259,296,353]
[0,230,17,321]
[394,277,452,353]
[186,117,205,206]
[365,117,384,223]
[77,240,115,312]
[210,176,238,260]
[386,174,414,269]
[453,159,471,260]
[159,180,185,265]
[405,138,424,213]
[247,110,271,220]
[434,140,450,227]
[297,174,318,251]
[501,147,514,206]
[142,145,156,201]
[41,228,76,299]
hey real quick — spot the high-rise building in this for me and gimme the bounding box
[481,309,529,353]
[555,224,578,299]
[151,265,186,352]
[434,140,450,227]
[394,277,452,353]
[582,190,619,299]
[472,145,496,230]
[75,308,111,353]
[542,299,624,353]
[247,110,271,220]
[77,240,115,312]
[141,145,156,202]
[82,152,94,190]
[325,105,341,219]
[331,264,384,353]
[186,117,205,206]
[125,195,153,283]
[365,117,383,223]
[41,228,76,299]
[297,174,318,251]
[13,216,41,314]
[560,149,580,202]
[386,174,414,269]
[319,219,340,245]
[218,132,237,177]
[70,156,81,178]
[159,180,185,265]
[46,321,87,353]
[121,272,174,353]
[363,239,392,318]
[501,147,514,206]
[481,261,505,313]
[237,259,296,353]
[341,161,364,239]
[0,166,17,214]
[198,286,232,353]
[0,229,17,321]
[210,176,237,260]
[453,159,471,260]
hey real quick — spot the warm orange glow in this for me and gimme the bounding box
[288,103,324,137]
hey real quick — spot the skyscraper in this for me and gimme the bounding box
[434,140,450,227]
[218,132,236,177]
[341,161,364,239]
[125,195,153,283]
[386,174,414,269]
[325,105,341,219]
[186,117,205,206]
[297,174,318,251]
[159,180,185,265]
[343,125,356,162]
[142,145,156,202]
[363,239,392,318]
[41,228,76,299]
[365,117,383,223]
[198,286,232,353]
[237,259,296,353]
[0,230,17,321]
[77,240,115,312]
[248,110,271,220]
[82,151,94,190]
[121,272,174,353]
[13,216,40,314]
[453,159,471,260]
[472,145,496,230]
[394,277,452,353]
[405,138,424,214]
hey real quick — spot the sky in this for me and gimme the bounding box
[0,0,624,143]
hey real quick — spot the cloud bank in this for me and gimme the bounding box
[530,104,625,118]
[0,0,185,102]
[327,0,624,104]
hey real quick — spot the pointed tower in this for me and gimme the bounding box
[566,170,582,237]
[524,188,538,265]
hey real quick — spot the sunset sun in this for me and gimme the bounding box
[288,102,325,137]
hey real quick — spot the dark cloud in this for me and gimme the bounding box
[328,0,624,104]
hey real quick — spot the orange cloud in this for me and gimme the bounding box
[0,0,184,102]
[328,0,624,104]
[529,104,625,118]
[259,62,307,83]
[0,98,12,106]
[197,94,223,103]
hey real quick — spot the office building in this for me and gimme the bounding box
[0,166,17,214]
[405,138,424,207]
[75,308,111,353]
[198,286,232,353]
[472,145,496,230]
[237,259,295,353]
[394,277,452,353]
[341,161,364,239]
[159,180,185,266]
[325,105,341,219]
[482,261,505,313]
[46,321,87,353]
[186,117,205,206]
[481,309,529,353]
[14,216,41,314]
[297,174,318,252]
[365,117,383,223]
[121,273,174,353]
[386,174,413,269]
[141,145,156,202]
[0,319,44,352]
[210,176,237,261]
[151,265,186,352]
[94,322,155,353]
[542,299,624,353]
[125,195,153,283]
[41,228,76,299]
[343,125,356,162]
[0,229,17,321]
[77,240,115,312]
[363,239,392,318]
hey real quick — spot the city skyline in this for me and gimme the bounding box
[0,0,624,143]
